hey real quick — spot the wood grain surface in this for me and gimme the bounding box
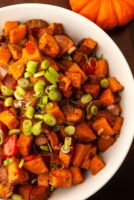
[0,1,134,200]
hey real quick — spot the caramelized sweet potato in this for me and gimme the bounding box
[54,35,73,56]
[80,153,91,169]
[59,73,71,92]
[72,51,87,67]
[30,186,49,200]
[46,131,60,150]
[72,144,91,166]
[18,184,33,200]
[4,21,19,36]
[10,24,27,44]
[98,136,116,152]
[39,33,60,58]
[83,84,100,98]
[0,110,18,129]
[0,45,11,67]
[90,155,105,175]
[0,183,13,199]
[94,59,109,75]
[59,150,72,168]
[8,158,29,185]
[113,116,124,134]
[49,169,72,187]
[75,122,97,143]
[69,166,83,184]
[17,134,33,156]
[78,38,97,55]
[8,44,22,60]
[24,155,48,174]
[65,71,82,88]
[100,88,115,105]
[93,117,114,136]
[64,106,83,123]
[38,173,49,187]
[8,59,25,80]
[108,77,124,93]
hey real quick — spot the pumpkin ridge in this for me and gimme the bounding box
[110,0,120,26]
[69,0,90,13]
[124,0,134,9]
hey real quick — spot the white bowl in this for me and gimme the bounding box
[0,3,134,200]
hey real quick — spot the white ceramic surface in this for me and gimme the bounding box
[0,3,134,200]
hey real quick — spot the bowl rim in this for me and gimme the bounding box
[0,3,134,200]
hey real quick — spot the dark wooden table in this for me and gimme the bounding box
[0,0,134,200]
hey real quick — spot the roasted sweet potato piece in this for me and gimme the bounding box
[0,45,11,67]
[49,169,72,187]
[59,59,73,70]
[35,134,48,146]
[8,44,22,60]
[38,173,49,187]
[43,23,64,36]
[0,66,8,80]
[2,74,17,89]
[26,19,48,32]
[54,35,73,56]
[18,184,33,200]
[44,56,59,71]
[59,73,71,92]
[108,77,124,93]
[100,88,115,105]
[72,51,87,67]
[113,116,124,134]
[68,63,88,83]
[98,136,116,152]
[0,166,8,185]
[24,155,48,174]
[39,33,60,58]
[94,59,109,75]
[93,117,114,136]
[59,150,72,168]
[83,84,100,98]
[0,110,18,129]
[64,106,83,123]
[46,131,60,150]
[78,38,97,55]
[65,71,82,88]
[30,186,49,200]
[8,59,25,80]
[72,144,91,166]
[17,134,33,156]
[10,24,27,44]
[69,166,83,184]
[75,122,97,142]
[8,158,29,185]
[0,183,13,199]
[45,102,65,124]
[90,155,105,175]
[4,21,19,36]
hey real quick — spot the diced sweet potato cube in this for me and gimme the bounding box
[17,134,33,156]
[65,71,82,88]
[75,122,97,142]
[64,106,83,123]
[38,173,49,187]
[0,110,18,129]
[0,45,11,67]
[0,183,13,199]
[8,158,29,185]
[30,186,49,200]
[72,144,91,166]
[46,131,60,150]
[108,77,124,93]
[79,38,97,55]
[18,184,33,200]
[59,150,72,168]
[24,155,48,174]
[10,24,27,44]
[100,88,115,105]
[83,84,100,98]
[97,136,116,152]
[49,169,72,187]
[93,117,114,136]
[94,59,109,75]
[70,166,83,184]
[8,44,22,60]
[4,21,19,36]
[113,116,124,134]
[59,73,71,92]
[90,155,105,175]
[8,59,25,80]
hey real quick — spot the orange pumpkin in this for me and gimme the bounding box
[69,0,134,29]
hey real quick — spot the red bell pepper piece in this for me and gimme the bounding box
[4,135,17,158]
[26,41,36,55]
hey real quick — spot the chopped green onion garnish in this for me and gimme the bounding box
[18,159,24,168]
[100,78,109,88]
[31,121,43,136]
[4,97,13,107]
[48,67,59,79]
[11,194,22,200]
[45,102,54,110]
[48,90,61,101]
[44,71,58,85]
[81,93,93,104]
[90,105,98,115]
[18,78,30,89]
[8,129,20,136]
[26,61,38,74]
[3,158,14,166]
[25,106,34,119]
[40,145,49,151]
[34,114,44,120]
[61,137,72,153]
[16,86,26,96]
[45,84,57,94]
[34,80,45,97]
[64,126,75,136]
[23,119,32,136]
[1,85,14,96]
[34,71,45,78]
[41,95,48,105]
[14,90,24,100]
[24,71,32,78]
[41,59,50,70]
[43,113,56,126]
